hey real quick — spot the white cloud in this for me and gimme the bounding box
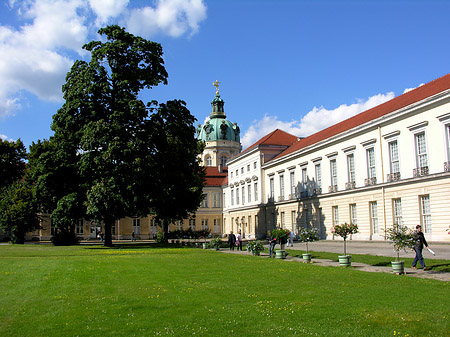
[127,0,207,38]
[403,83,424,94]
[241,92,395,149]
[0,0,207,118]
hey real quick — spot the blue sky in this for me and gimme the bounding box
[1,0,449,150]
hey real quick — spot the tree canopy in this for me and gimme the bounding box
[45,25,204,246]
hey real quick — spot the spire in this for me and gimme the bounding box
[210,80,225,118]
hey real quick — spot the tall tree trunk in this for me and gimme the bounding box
[104,221,113,247]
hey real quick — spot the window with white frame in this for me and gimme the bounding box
[133,218,141,234]
[220,156,227,167]
[231,171,233,178]
[414,132,428,169]
[370,201,378,234]
[76,220,84,234]
[201,193,208,208]
[347,153,355,183]
[389,140,400,175]
[366,147,376,179]
[315,163,322,189]
[175,220,182,230]
[213,193,220,208]
[254,161,257,169]
[420,195,432,234]
[279,174,285,199]
[230,188,234,206]
[214,219,220,233]
[247,184,251,203]
[201,219,208,230]
[332,206,339,226]
[269,176,274,199]
[280,212,285,228]
[393,198,403,226]
[349,204,357,225]
[247,164,250,172]
[291,210,297,231]
[290,170,296,196]
[330,159,337,188]
[206,156,212,166]
[241,167,244,174]
[302,167,307,184]
[236,187,239,204]
[189,218,196,230]
[223,192,226,208]
[241,185,245,204]
[254,182,258,201]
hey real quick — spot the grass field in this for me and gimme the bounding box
[1,244,449,336]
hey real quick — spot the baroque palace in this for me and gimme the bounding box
[21,74,450,242]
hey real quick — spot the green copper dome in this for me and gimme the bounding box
[196,83,240,143]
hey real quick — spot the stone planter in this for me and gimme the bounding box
[202,243,207,249]
[391,261,405,275]
[252,251,260,256]
[338,255,351,267]
[275,250,286,259]
[302,253,312,263]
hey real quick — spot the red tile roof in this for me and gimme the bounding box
[240,128,299,155]
[204,166,228,186]
[273,72,450,161]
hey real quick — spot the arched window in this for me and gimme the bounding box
[206,156,212,166]
[220,155,227,167]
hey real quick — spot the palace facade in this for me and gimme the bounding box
[8,73,450,242]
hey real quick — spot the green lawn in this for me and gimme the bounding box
[1,244,449,336]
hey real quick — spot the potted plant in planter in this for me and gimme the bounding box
[331,223,359,266]
[298,227,320,263]
[385,224,416,274]
[246,240,264,256]
[208,237,222,251]
[270,228,290,259]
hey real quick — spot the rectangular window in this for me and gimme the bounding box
[415,132,428,169]
[254,182,258,201]
[330,159,337,188]
[133,218,141,235]
[236,187,239,204]
[332,206,339,226]
[247,184,251,203]
[290,170,296,196]
[291,210,296,231]
[269,177,274,200]
[213,193,220,208]
[420,195,432,234]
[315,163,322,188]
[279,174,285,199]
[76,220,84,234]
[189,218,196,230]
[223,192,226,208]
[349,204,357,225]
[176,220,182,230]
[281,212,285,228]
[302,167,307,184]
[214,219,220,233]
[347,154,355,183]
[247,164,250,172]
[230,188,234,206]
[370,201,378,234]
[389,140,400,174]
[254,161,257,169]
[242,186,245,204]
[201,219,208,230]
[201,193,208,208]
[367,148,376,179]
[393,198,403,226]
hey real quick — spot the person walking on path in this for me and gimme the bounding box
[412,225,430,270]
[228,231,236,251]
[236,231,243,251]
[289,230,295,247]
[268,231,277,258]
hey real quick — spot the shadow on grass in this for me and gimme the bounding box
[84,242,206,250]
[427,262,450,272]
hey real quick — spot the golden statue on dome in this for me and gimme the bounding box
[213,80,220,95]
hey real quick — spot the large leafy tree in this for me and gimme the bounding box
[28,139,84,243]
[50,25,204,246]
[0,180,39,243]
[0,138,27,189]
[144,100,206,239]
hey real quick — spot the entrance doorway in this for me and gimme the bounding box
[90,224,101,239]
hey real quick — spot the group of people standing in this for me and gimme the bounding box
[227,230,243,251]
